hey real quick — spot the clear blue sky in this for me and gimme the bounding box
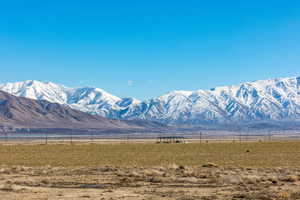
[0,0,300,99]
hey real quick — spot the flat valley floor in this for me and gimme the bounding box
[1,142,300,199]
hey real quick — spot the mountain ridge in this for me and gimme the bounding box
[1,76,299,125]
[0,90,166,133]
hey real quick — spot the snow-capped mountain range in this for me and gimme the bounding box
[0,77,299,125]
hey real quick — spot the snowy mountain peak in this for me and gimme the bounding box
[158,90,193,101]
[0,80,68,104]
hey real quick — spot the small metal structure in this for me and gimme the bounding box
[157,136,186,144]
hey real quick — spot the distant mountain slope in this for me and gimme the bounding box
[0,90,160,132]
[1,77,300,125]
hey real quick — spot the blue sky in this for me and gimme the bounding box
[0,0,300,99]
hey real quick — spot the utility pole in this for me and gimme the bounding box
[232,134,235,143]
[246,128,249,142]
[70,129,73,145]
[199,132,202,144]
[90,131,94,143]
[239,132,242,143]
[5,131,7,143]
[45,132,48,145]
[5,128,8,143]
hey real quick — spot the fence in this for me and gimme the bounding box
[0,131,300,145]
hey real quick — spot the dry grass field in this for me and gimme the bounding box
[1,142,300,199]
[1,142,300,167]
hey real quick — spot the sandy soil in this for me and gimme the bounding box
[0,165,300,200]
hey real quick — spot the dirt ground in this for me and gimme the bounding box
[1,165,300,200]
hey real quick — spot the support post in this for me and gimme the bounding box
[45,132,48,145]
[199,132,202,144]
[70,129,73,145]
